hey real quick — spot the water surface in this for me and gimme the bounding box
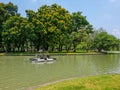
[0,54,120,90]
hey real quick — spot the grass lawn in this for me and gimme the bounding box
[35,74,120,90]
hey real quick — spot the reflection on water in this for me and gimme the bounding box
[0,54,120,90]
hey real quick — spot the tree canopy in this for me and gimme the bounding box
[0,2,18,48]
[0,2,119,52]
[93,29,119,52]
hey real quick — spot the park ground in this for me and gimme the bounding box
[35,74,120,90]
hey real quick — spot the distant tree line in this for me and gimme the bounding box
[0,2,119,52]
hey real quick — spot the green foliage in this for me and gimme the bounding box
[71,12,90,32]
[2,15,34,52]
[70,12,93,52]
[0,2,18,49]
[0,2,119,53]
[92,28,119,52]
[26,4,72,51]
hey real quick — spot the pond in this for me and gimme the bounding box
[0,54,120,90]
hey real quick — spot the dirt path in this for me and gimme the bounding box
[26,76,81,90]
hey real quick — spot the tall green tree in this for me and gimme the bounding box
[71,12,90,32]
[93,28,119,52]
[0,2,18,50]
[39,4,71,51]
[26,4,71,51]
[2,15,34,52]
[70,12,93,52]
[26,10,43,51]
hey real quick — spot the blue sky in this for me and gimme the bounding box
[0,0,120,38]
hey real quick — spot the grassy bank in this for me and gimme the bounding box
[0,51,103,56]
[35,74,120,90]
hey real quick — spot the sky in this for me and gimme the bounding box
[0,0,120,38]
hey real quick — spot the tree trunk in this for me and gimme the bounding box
[51,46,54,52]
[73,44,76,52]
[58,45,62,52]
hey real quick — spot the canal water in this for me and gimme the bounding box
[0,54,120,90]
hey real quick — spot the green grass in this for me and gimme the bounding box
[0,51,102,56]
[35,74,120,90]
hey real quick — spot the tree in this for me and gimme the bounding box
[2,15,34,52]
[70,28,89,52]
[70,12,93,52]
[26,4,71,51]
[26,10,43,51]
[71,12,90,32]
[0,2,18,50]
[93,29,119,52]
